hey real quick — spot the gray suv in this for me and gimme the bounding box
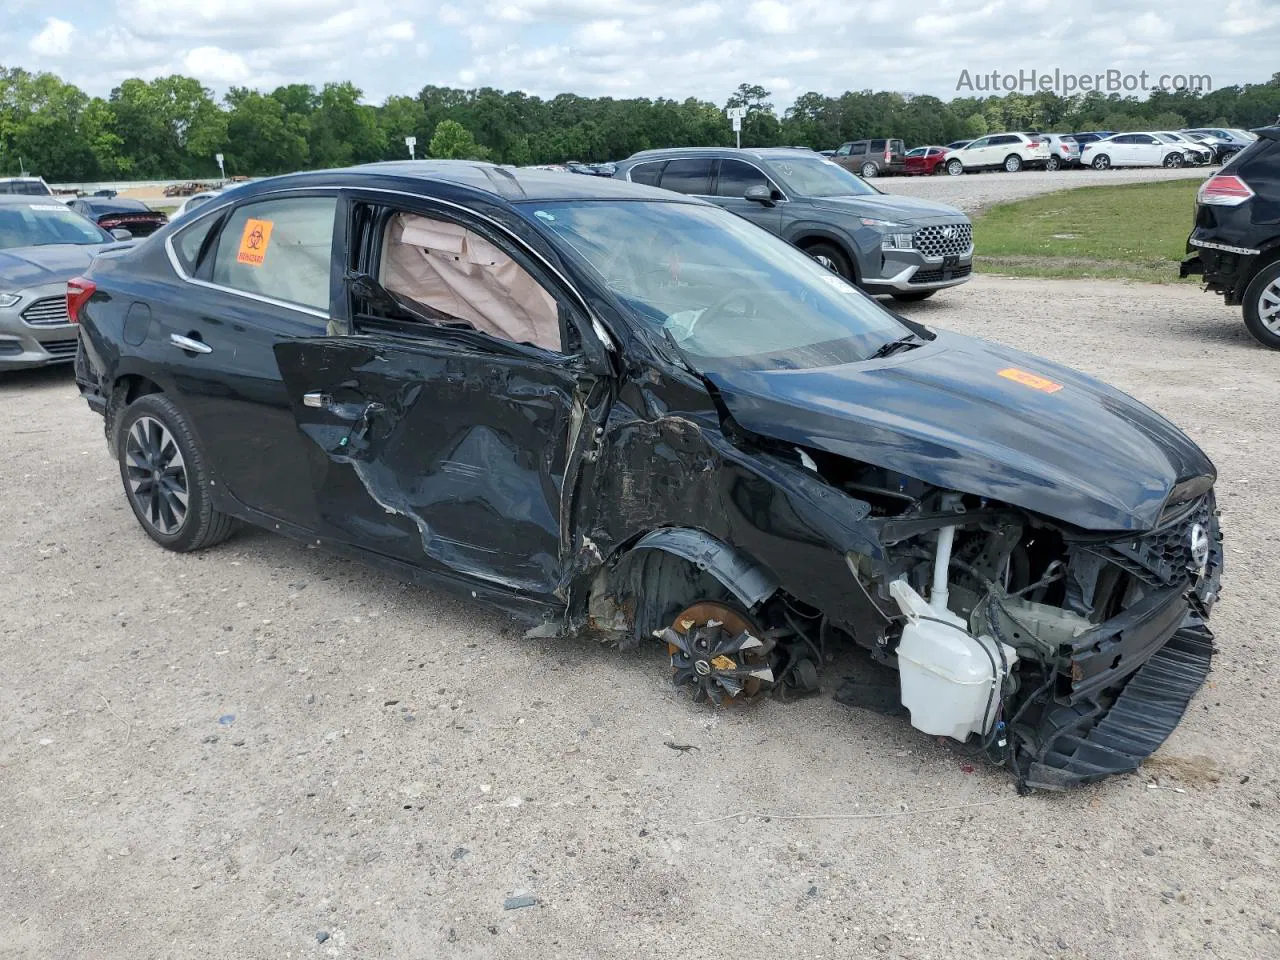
[613,148,973,300]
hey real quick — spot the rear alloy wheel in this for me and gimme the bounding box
[946,159,965,176]
[658,602,775,705]
[117,393,238,551]
[1163,151,1185,168]
[1243,260,1280,349]
[860,161,879,179]
[1003,154,1023,172]
[1045,155,1062,171]
[806,241,854,282]
[1092,154,1111,170]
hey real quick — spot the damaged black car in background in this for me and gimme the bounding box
[74,163,1223,792]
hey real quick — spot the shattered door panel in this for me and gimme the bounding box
[274,337,582,596]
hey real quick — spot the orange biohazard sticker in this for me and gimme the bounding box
[236,218,274,267]
[998,367,1063,394]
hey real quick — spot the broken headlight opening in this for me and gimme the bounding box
[627,446,1222,794]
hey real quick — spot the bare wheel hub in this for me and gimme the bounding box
[657,602,775,705]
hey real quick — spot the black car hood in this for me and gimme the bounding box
[705,331,1214,532]
[805,193,966,222]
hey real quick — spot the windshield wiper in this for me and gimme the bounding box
[868,332,923,360]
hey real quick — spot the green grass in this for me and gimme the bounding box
[972,179,1201,283]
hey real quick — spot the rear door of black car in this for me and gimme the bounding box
[157,190,343,529]
[272,190,612,599]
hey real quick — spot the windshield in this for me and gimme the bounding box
[523,200,907,370]
[0,202,111,250]
[764,156,878,198]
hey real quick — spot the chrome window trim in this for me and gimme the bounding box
[164,182,615,352]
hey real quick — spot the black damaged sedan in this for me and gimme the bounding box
[74,162,1223,791]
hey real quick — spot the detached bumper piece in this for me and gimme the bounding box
[1023,619,1214,791]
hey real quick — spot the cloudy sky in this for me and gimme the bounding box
[6,0,1279,106]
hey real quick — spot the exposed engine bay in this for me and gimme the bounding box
[641,451,1223,793]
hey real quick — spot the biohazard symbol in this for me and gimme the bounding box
[236,218,274,267]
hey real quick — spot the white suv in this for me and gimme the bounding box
[942,133,1050,175]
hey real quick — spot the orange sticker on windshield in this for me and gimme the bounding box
[998,367,1063,393]
[236,218,274,267]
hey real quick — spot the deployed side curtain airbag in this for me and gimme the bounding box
[381,213,561,352]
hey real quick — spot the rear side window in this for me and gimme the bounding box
[628,162,664,186]
[172,212,222,275]
[715,159,769,197]
[869,139,886,152]
[211,196,337,311]
[848,142,867,156]
[658,158,713,195]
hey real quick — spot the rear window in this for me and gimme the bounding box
[1223,135,1277,173]
[0,179,52,196]
[628,162,664,187]
[658,158,713,195]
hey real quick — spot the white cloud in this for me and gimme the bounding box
[748,0,796,34]
[8,0,1277,108]
[29,17,75,56]
[182,46,253,84]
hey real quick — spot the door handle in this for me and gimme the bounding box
[302,391,332,409]
[170,333,212,354]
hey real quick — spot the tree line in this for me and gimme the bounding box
[2,65,1278,183]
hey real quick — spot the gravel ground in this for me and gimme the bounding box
[876,165,1209,214]
[1,275,1278,960]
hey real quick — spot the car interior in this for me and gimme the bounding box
[378,212,562,353]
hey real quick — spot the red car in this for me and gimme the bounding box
[903,146,949,176]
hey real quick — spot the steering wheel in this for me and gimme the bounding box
[685,290,760,341]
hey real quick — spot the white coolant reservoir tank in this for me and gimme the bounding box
[888,579,1017,742]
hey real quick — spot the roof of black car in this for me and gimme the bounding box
[620,147,820,163]
[345,160,680,202]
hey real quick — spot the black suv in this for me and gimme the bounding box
[1180,126,1280,347]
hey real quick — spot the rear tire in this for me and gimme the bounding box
[1004,154,1023,172]
[891,290,937,302]
[805,241,855,282]
[1045,155,1062,171]
[860,162,878,179]
[1092,154,1111,170]
[946,159,964,176]
[1242,259,1280,349]
[116,392,238,552]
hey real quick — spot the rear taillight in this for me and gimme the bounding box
[66,276,96,324]
[1198,174,1254,206]
[884,148,891,162]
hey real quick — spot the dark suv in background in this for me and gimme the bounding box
[1180,126,1280,347]
[831,138,907,178]
[613,147,973,300]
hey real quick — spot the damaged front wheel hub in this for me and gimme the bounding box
[657,602,775,705]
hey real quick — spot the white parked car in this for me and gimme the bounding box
[942,133,1050,175]
[1080,133,1192,170]
[170,189,223,221]
[1154,132,1213,165]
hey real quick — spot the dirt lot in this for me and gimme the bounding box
[878,165,1207,214]
[1,275,1277,960]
